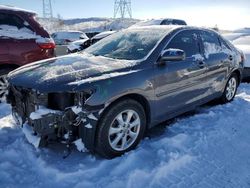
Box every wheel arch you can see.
[231,69,241,85]
[97,93,151,130]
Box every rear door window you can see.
[166,30,201,57]
[200,30,222,58]
[0,13,36,39]
[0,13,33,30]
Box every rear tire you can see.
[95,99,146,159]
[219,73,239,103]
[0,68,14,103]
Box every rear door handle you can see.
[197,61,206,69]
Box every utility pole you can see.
[43,0,53,19]
[114,0,132,19]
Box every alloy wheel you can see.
[108,109,141,151]
[225,77,237,101]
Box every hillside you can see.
[38,17,139,34]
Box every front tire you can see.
[95,99,146,159]
[220,73,239,103]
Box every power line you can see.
[114,0,132,19]
[43,0,53,19]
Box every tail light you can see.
[36,38,56,49]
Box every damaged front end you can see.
[7,85,103,152]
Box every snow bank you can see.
[74,139,86,152]
[22,124,41,148]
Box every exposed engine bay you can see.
[7,85,102,154]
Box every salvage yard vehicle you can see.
[0,5,55,102]
[131,18,187,28]
[67,38,91,53]
[52,31,89,55]
[91,30,117,44]
[67,30,116,53]
[7,26,244,158]
[231,36,250,80]
[51,31,89,45]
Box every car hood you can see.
[8,53,138,92]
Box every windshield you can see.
[233,36,250,45]
[85,28,169,60]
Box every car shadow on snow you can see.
[145,99,220,140]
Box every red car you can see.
[0,5,55,101]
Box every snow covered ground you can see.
[1,84,250,188]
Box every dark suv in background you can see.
[0,5,55,101]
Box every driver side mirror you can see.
[159,49,186,65]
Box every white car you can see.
[232,35,250,79]
[51,31,89,45]
[67,38,90,53]
[67,30,116,53]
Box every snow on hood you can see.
[8,52,138,92]
[0,25,42,40]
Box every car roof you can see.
[0,5,36,15]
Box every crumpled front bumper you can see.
[8,85,103,152]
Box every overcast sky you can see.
[1,0,250,30]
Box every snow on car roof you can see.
[0,5,36,14]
